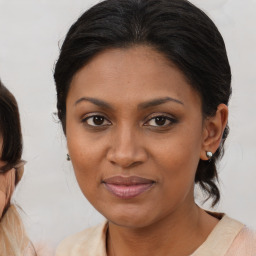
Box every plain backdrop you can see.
[0,0,255,251]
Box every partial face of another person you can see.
[0,137,15,217]
[66,46,210,228]
[0,176,5,216]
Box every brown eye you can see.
[145,115,175,127]
[93,116,104,125]
[155,117,167,126]
[84,115,111,126]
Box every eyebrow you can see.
[74,97,113,110]
[138,97,184,109]
[74,96,183,110]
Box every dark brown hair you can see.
[54,0,232,206]
[0,80,23,173]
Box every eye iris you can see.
[155,117,166,126]
[93,116,104,125]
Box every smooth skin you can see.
[66,46,228,256]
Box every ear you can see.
[200,104,228,160]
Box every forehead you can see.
[67,46,201,108]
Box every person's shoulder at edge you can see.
[226,225,256,256]
[55,221,107,256]
[201,213,256,256]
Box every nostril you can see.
[106,150,145,168]
[108,153,146,168]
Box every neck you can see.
[107,203,218,256]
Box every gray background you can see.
[0,0,255,252]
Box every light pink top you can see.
[56,215,256,256]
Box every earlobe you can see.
[200,104,228,160]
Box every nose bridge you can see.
[114,123,137,157]
[107,123,146,167]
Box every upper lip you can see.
[102,176,155,185]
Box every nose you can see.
[106,125,147,168]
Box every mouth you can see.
[102,176,155,199]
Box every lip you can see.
[102,176,155,199]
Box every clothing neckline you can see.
[102,214,244,256]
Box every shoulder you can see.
[225,226,256,256]
[192,214,255,256]
[213,215,256,255]
[55,221,108,256]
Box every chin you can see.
[109,216,153,229]
[102,206,160,229]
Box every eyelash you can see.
[82,114,112,127]
[81,113,177,129]
[144,114,177,128]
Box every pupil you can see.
[93,116,104,125]
[155,117,166,126]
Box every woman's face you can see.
[66,46,207,228]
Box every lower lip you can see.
[104,183,154,199]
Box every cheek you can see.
[66,123,107,195]
[150,125,202,196]
[151,122,202,167]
